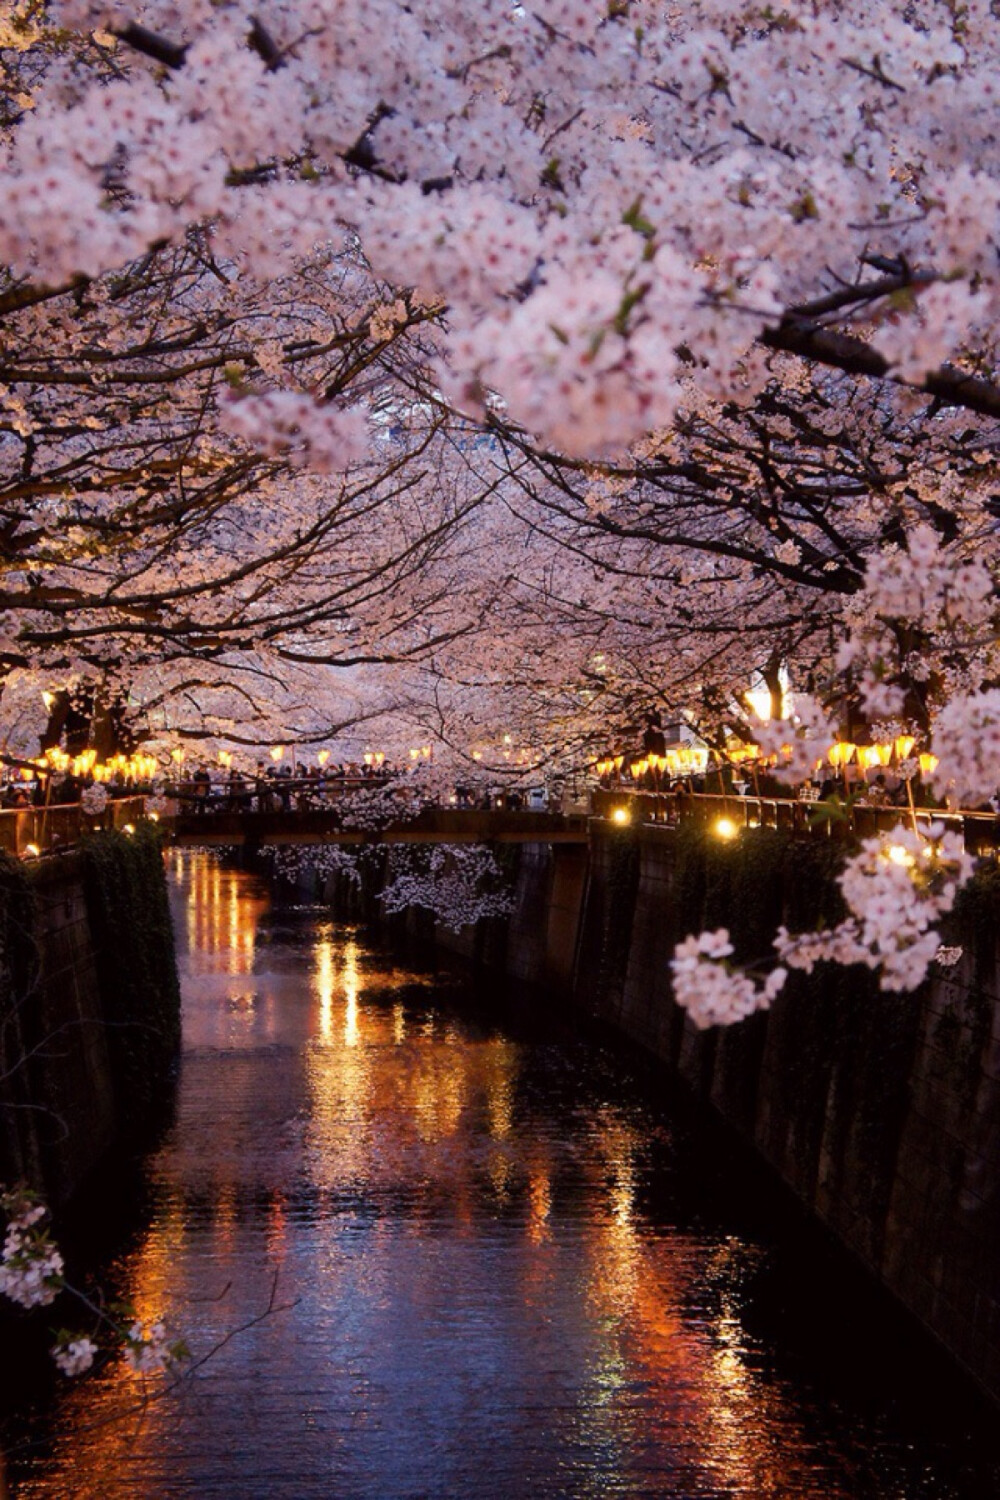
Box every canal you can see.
[4,851,1000,1497]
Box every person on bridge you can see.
[191,764,211,813]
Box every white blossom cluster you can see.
[123,1318,178,1375]
[775,822,974,994]
[338,782,428,832]
[929,690,1000,809]
[840,526,997,719]
[670,929,787,1030]
[80,782,108,815]
[51,1335,98,1376]
[266,843,362,886]
[0,1191,64,1309]
[221,392,369,476]
[379,844,515,932]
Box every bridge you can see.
[2,788,998,859]
[170,807,590,847]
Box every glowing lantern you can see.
[317,750,330,767]
[894,735,916,761]
[714,817,738,840]
[270,746,285,763]
[611,807,630,826]
[918,752,939,777]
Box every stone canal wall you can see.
[429,824,1000,1405]
[0,828,180,1205]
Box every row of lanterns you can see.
[12,747,161,783]
[595,734,939,783]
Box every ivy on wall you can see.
[80,826,181,1135]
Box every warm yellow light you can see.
[374,751,385,767]
[918,752,939,776]
[122,823,135,835]
[317,750,330,766]
[611,807,631,826]
[714,817,739,841]
[613,754,624,771]
[171,747,185,764]
[744,688,772,722]
[363,752,373,767]
[218,750,232,767]
[270,745,285,763]
[41,691,56,712]
[887,844,914,867]
[874,743,893,766]
[422,746,432,759]
[471,751,482,762]
[22,843,41,858]
[147,812,159,823]
[894,734,916,761]
[828,742,857,768]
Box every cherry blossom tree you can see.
[4,0,1000,1004]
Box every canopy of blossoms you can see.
[4,0,1000,1005]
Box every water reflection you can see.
[4,853,999,1498]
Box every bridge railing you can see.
[5,787,1000,859]
[0,797,148,858]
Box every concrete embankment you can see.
[0,828,180,1205]
[339,822,1000,1404]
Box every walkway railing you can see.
[590,789,1000,856]
[0,798,148,858]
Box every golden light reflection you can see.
[314,926,336,1043]
[487,1059,515,1139]
[182,854,264,974]
[526,1161,552,1244]
[45,857,868,1500]
[342,937,360,1048]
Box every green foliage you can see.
[80,825,180,1134]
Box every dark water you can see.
[4,852,1000,1498]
